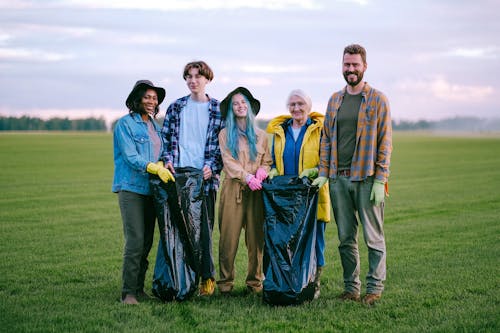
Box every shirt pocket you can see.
[133,134,150,157]
[364,106,378,131]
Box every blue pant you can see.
[329,176,386,294]
[316,221,326,267]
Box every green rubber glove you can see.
[268,168,279,179]
[311,176,327,188]
[370,180,385,206]
[299,167,319,179]
[146,162,175,183]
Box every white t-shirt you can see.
[291,126,301,141]
[179,97,209,169]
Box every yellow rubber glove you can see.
[299,167,318,179]
[311,176,327,188]
[146,162,175,183]
[268,168,279,179]
[370,180,385,206]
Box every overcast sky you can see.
[1,0,498,125]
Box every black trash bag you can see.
[150,167,207,301]
[262,175,319,306]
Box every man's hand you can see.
[164,161,175,174]
[311,176,327,188]
[370,180,385,206]
[202,165,212,180]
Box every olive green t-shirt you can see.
[337,92,362,170]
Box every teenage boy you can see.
[160,61,224,296]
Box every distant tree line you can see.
[1,115,499,132]
[0,116,107,131]
[392,117,500,132]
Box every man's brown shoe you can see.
[337,291,360,302]
[362,293,381,305]
[245,285,263,295]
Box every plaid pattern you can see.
[160,94,225,192]
[319,83,392,183]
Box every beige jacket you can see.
[219,127,273,184]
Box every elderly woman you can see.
[112,80,174,304]
[266,89,330,299]
[217,87,273,295]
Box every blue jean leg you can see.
[316,221,326,267]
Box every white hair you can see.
[286,89,312,111]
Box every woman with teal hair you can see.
[216,87,273,295]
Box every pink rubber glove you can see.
[246,175,262,191]
[255,167,268,182]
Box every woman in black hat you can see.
[112,80,174,304]
[216,87,273,295]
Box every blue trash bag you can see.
[262,175,319,306]
[150,167,207,301]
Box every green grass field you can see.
[0,132,499,332]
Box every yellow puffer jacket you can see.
[266,112,330,222]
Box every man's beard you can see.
[343,70,364,87]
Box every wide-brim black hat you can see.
[220,86,260,119]
[126,80,166,110]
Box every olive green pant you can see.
[329,176,386,295]
[118,190,155,297]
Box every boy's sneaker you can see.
[199,278,215,296]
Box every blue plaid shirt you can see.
[160,94,225,193]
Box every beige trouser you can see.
[217,178,264,292]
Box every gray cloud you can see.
[0,0,498,121]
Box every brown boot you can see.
[313,267,323,299]
[337,291,361,302]
[362,293,381,305]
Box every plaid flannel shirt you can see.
[160,94,225,193]
[318,82,392,183]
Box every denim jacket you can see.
[112,112,162,195]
